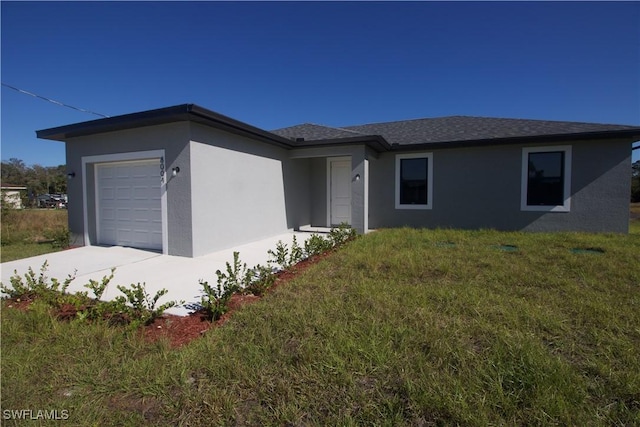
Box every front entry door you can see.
[329,157,351,226]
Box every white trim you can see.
[81,150,168,254]
[326,156,351,227]
[520,145,572,212]
[395,152,433,210]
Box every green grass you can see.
[2,228,639,425]
[1,209,68,262]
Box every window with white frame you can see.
[521,146,572,212]
[395,153,433,209]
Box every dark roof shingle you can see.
[271,123,366,141]
[273,116,640,147]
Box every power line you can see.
[1,82,110,118]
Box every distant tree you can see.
[632,160,640,203]
[0,158,27,185]
[1,159,67,207]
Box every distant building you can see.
[1,185,27,209]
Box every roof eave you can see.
[36,104,295,149]
[294,135,391,152]
[390,129,640,151]
[187,105,294,149]
[36,104,192,141]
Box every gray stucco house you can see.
[37,104,640,257]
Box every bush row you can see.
[197,225,356,320]
[1,224,357,325]
[1,262,181,327]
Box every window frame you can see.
[520,145,572,212]
[395,152,433,210]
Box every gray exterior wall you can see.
[188,124,301,256]
[64,122,194,256]
[65,120,316,258]
[369,139,631,233]
[64,119,632,260]
[283,158,311,230]
[290,145,369,233]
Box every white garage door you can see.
[96,160,162,251]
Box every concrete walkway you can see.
[0,232,316,316]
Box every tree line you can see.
[1,158,67,206]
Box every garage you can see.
[96,159,163,251]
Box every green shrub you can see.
[116,282,181,325]
[85,268,115,300]
[268,240,290,270]
[328,223,356,247]
[290,235,304,264]
[304,233,332,257]
[243,264,276,296]
[197,252,248,321]
[216,251,247,294]
[45,227,70,249]
[1,261,75,302]
[199,278,234,321]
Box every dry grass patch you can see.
[1,209,68,261]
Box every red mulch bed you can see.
[3,250,335,348]
[3,295,37,311]
[141,251,333,348]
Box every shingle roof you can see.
[273,116,640,147]
[37,103,640,152]
[271,123,366,141]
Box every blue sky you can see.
[2,1,639,167]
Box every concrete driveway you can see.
[1,232,315,316]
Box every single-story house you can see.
[36,104,640,257]
[1,185,27,209]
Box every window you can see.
[395,153,433,209]
[521,146,571,212]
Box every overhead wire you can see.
[1,82,110,118]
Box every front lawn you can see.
[2,228,639,425]
[1,209,69,262]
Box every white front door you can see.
[96,159,163,251]
[328,157,351,226]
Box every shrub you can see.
[199,278,234,321]
[116,282,181,325]
[328,223,356,247]
[215,251,247,295]
[268,240,290,270]
[1,261,75,302]
[85,268,115,300]
[290,235,305,265]
[45,227,71,249]
[267,236,306,270]
[304,233,332,257]
[197,252,248,321]
[243,264,276,296]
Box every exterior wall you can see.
[188,124,293,257]
[283,158,311,230]
[369,139,631,233]
[64,118,631,259]
[64,122,193,256]
[290,145,368,233]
